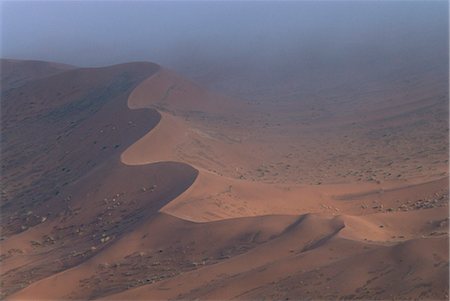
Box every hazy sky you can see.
[1,0,448,71]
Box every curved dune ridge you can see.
[2,61,448,300]
[120,68,448,223]
[2,62,195,299]
[115,67,448,299]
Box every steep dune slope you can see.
[2,161,197,298]
[1,61,198,298]
[120,66,449,222]
[2,59,448,300]
[115,62,447,300]
[1,62,160,235]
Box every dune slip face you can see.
[1,59,449,300]
[1,61,198,298]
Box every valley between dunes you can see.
[1,59,448,300]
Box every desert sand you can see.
[1,58,448,300]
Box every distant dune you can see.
[1,59,75,90]
[1,59,448,300]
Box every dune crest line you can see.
[120,68,449,224]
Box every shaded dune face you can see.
[1,62,161,235]
[0,59,75,90]
[237,237,449,300]
[1,161,198,298]
[100,212,448,301]
[0,61,198,297]
[1,59,448,300]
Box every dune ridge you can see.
[109,68,448,299]
[2,62,199,299]
[120,68,449,221]
[2,61,448,300]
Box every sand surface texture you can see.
[1,59,448,300]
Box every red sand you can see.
[1,59,448,300]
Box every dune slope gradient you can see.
[1,59,448,300]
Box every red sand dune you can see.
[1,59,448,300]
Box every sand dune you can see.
[10,207,447,300]
[1,59,448,300]
[99,210,448,300]
[121,67,449,222]
[1,61,198,298]
[1,59,74,90]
